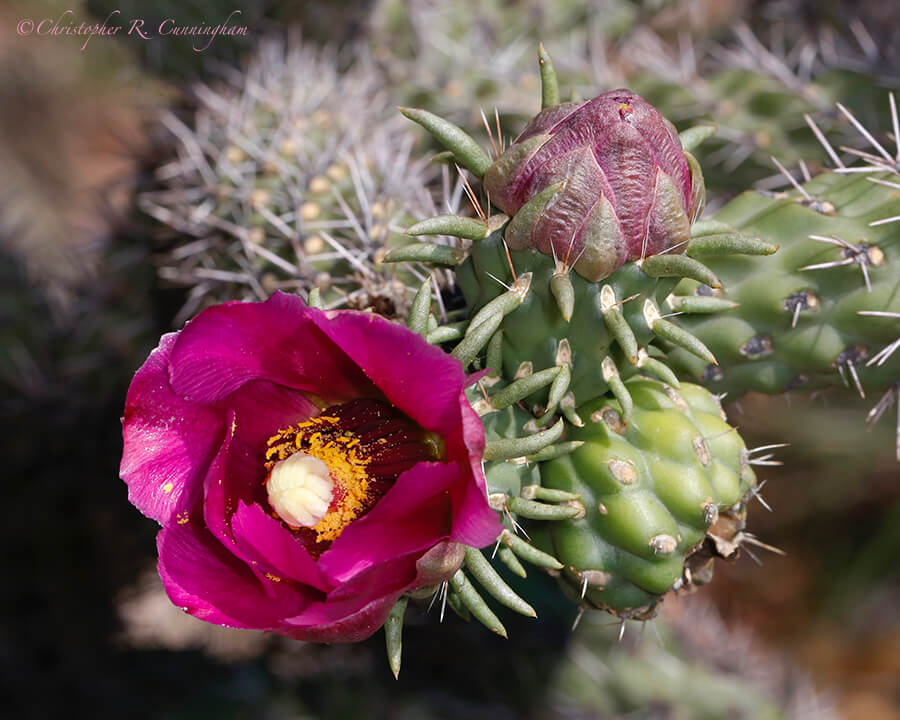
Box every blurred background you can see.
[2,0,898,717]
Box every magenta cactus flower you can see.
[120,293,500,643]
[484,89,705,282]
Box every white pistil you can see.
[266,453,333,528]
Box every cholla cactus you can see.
[141,38,458,324]
[537,378,756,620]
[381,47,771,638]
[666,96,900,458]
[400,47,774,407]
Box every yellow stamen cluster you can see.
[265,415,372,543]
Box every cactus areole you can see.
[484,90,704,282]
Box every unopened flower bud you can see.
[484,90,704,282]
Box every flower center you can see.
[266,453,334,528]
[264,399,442,548]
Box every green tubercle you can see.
[406,215,490,241]
[678,124,717,153]
[538,43,560,109]
[399,107,491,177]
[385,596,408,680]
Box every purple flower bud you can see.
[484,90,704,282]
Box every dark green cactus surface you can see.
[537,377,757,618]
[478,396,541,497]
[456,228,678,404]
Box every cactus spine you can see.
[665,97,900,458]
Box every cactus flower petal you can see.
[122,292,500,643]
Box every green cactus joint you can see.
[668,169,900,401]
[537,377,757,619]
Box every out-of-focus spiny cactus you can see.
[623,22,894,195]
[547,599,836,719]
[370,3,896,197]
[368,0,623,125]
[141,38,458,324]
[665,97,900,458]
